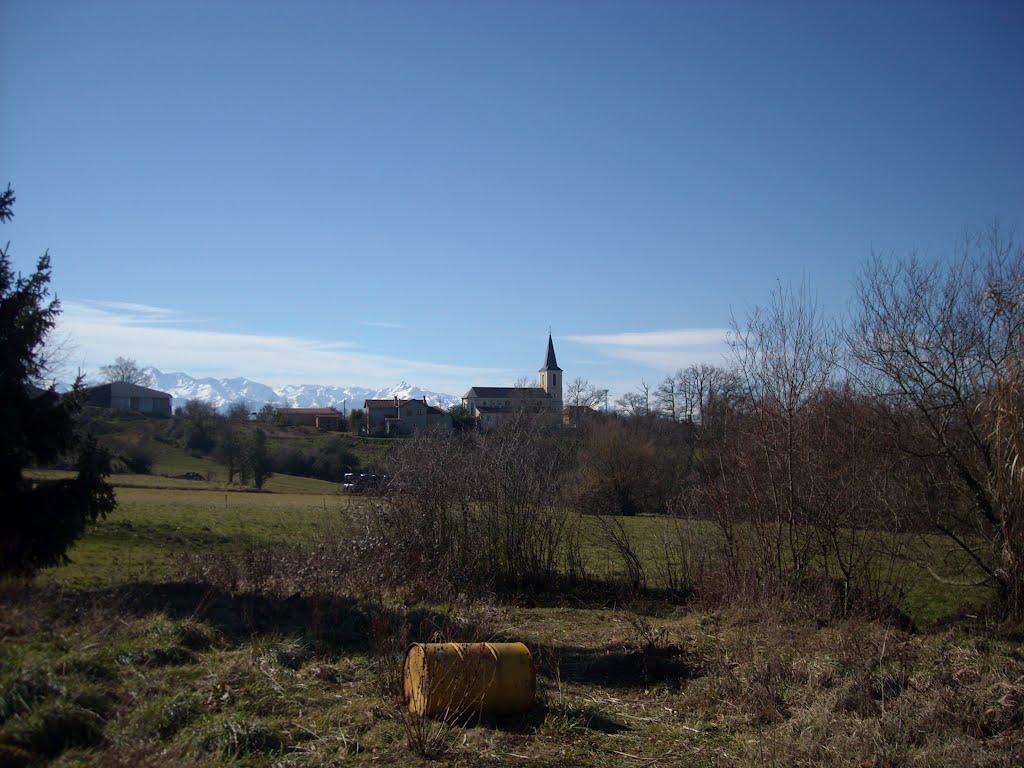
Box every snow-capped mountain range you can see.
[142,368,461,413]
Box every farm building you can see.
[275,407,343,430]
[79,382,173,417]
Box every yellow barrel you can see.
[403,642,535,717]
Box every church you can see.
[462,334,563,430]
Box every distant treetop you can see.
[100,356,149,385]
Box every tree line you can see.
[378,229,1023,619]
[173,399,368,487]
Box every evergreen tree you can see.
[0,185,115,576]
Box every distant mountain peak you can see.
[143,367,459,413]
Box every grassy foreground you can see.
[2,479,1022,766]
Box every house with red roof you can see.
[276,407,343,430]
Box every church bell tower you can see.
[539,333,563,408]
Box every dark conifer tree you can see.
[0,185,115,576]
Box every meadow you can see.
[2,468,1021,767]
[32,477,988,624]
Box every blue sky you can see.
[3,0,1022,398]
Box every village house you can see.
[363,397,452,435]
[462,334,563,430]
[275,407,343,430]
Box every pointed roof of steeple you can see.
[540,333,562,372]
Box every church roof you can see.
[540,334,562,372]
[474,403,550,414]
[464,386,550,399]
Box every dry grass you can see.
[2,579,1020,767]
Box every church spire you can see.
[539,333,562,407]
[541,333,562,372]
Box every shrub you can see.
[569,419,659,516]
[379,413,583,594]
[117,442,154,474]
[268,436,359,482]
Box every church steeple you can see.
[541,333,561,372]
[539,333,562,407]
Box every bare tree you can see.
[565,377,606,425]
[982,257,1024,615]
[654,375,678,421]
[565,377,604,409]
[710,280,841,595]
[673,363,739,427]
[850,230,1024,616]
[226,400,252,422]
[616,380,650,418]
[256,403,277,425]
[99,356,148,385]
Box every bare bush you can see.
[588,515,646,592]
[699,282,909,618]
[713,281,840,598]
[472,414,582,587]
[651,505,708,597]
[980,255,1024,618]
[378,413,584,594]
[850,230,1024,617]
[568,418,658,516]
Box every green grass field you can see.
[38,485,349,589]
[30,466,994,626]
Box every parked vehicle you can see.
[342,471,388,494]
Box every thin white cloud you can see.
[57,300,510,394]
[565,328,730,370]
[566,329,728,348]
[359,320,405,329]
[76,300,190,324]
